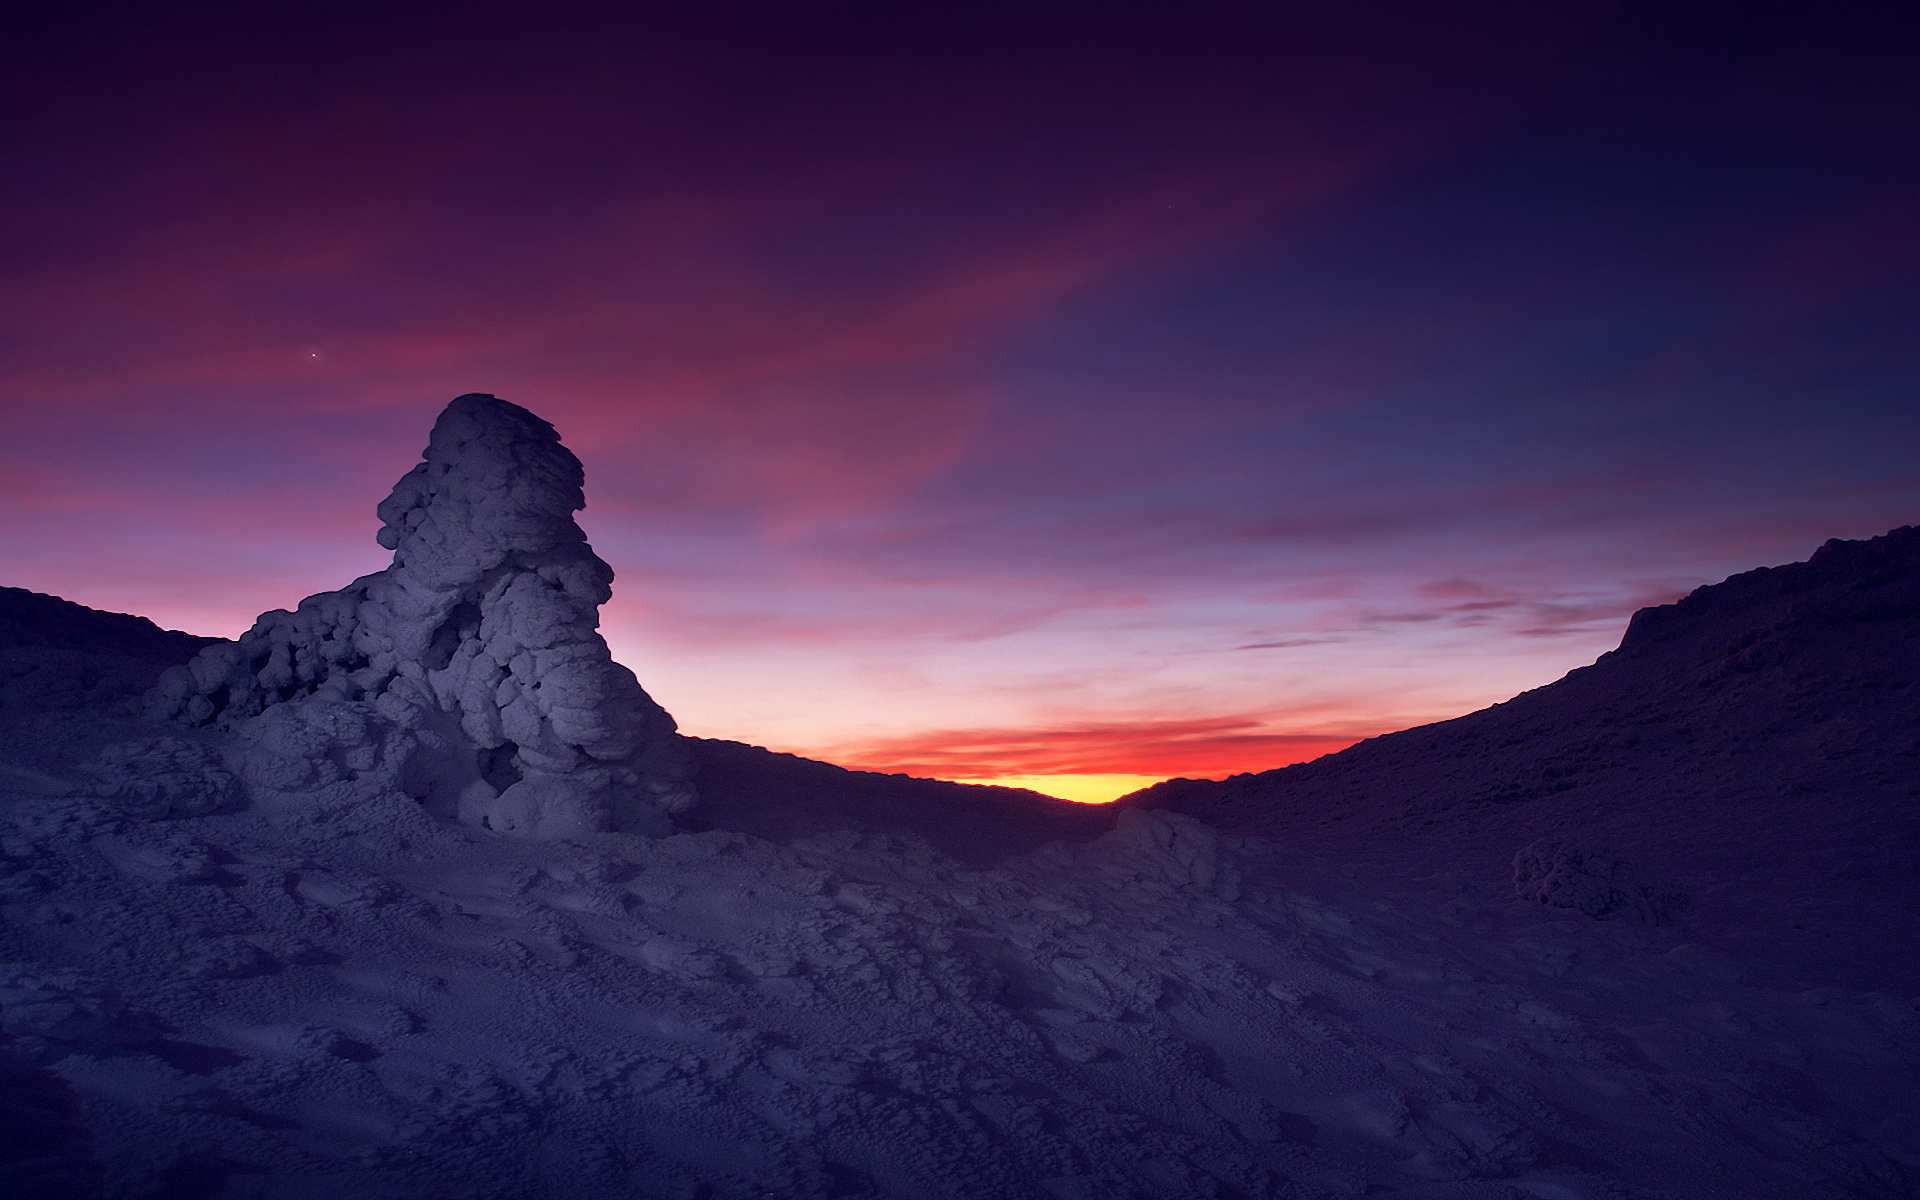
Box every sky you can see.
[4,0,1918,802]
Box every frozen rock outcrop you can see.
[151,394,693,836]
[1512,839,1688,924]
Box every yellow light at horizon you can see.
[949,773,1169,805]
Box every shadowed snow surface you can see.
[0,402,1914,1198]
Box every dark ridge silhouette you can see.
[0,587,220,715]
[680,736,1115,862]
[0,587,217,663]
[1127,524,1920,991]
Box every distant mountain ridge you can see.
[1128,524,1920,990]
[0,587,217,717]
[0,587,215,664]
[681,736,1111,863]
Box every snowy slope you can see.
[1131,526,1920,997]
[1,400,1915,1199]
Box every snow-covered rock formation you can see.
[150,394,692,837]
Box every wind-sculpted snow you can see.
[0,748,1914,1198]
[150,395,692,837]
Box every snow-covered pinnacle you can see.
[375,395,594,592]
[151,394,693,836]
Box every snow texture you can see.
[149,394,691,837]
[2,407,1916,1198]
[1511,840,1688,925]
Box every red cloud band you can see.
[829,715,1369,780]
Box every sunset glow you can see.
[952,775,1216,806]
[4,3,1917,790]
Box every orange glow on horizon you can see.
[950,773,1170,805]
[827,721,1367,784]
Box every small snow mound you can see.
[1512,839,1688,924]
[88,736,241,818]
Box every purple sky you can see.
[5,1,1918,800]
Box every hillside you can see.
[680,737,1112,862]
[0,588,217,719]
[1131,526,1920,993]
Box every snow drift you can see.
[1,397,1915,1199]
